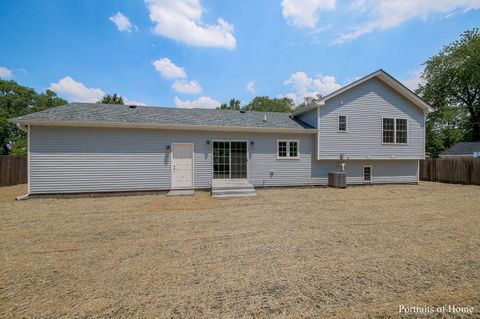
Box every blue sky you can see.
[1,0,479,108]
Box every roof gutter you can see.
[11,119,318,134]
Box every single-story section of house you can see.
[10,69,433,197]
[439,142,480,158]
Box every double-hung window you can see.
[382,117,408,144]
[277,140,299,159]
[338,115,347,132]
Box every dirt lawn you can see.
[1,182,479,318]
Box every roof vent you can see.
[263,114,267,122]
[239,109,246,113]
[129,105,137,109]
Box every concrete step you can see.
[167,189,194,196]
[213,192,257,199]
[212,188,256,196]
[211,185,254,191]
[211,179,256,198]
[212,186,255,192]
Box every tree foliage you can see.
[0,80,67,155]
[98,93,124,104]
[418,28,480,156]
[220,98,241,110]
[293,96,321,113]
[243,96,294,112]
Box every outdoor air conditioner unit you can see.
[328,153,347,188]
[328,172,346,188]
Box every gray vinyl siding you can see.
[311,160,418,184]
[29,126,317,194]
[318,78,425,160]
[29,125,419,194]
[297,108,317,128]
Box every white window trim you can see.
[276,139,300,159]
[363,165,372,182]
[381,117,408,145]
[338,114,348,133]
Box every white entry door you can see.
[171,143,194,189]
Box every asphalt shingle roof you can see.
[11,103,314,131]
[440,142,480,156]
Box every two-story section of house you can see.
[295,69,433,185]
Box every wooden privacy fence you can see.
[0,156,28,187]
[420,157,480,185]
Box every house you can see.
[439,142,480,158]
[10,69,433,197]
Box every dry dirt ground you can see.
[1,182,479,319]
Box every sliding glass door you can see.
[213,141,247,179]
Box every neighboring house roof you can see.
[10,103,316,133]
[439,142,480,157]
[294,69,434,116]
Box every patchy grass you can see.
[1,182,479,318]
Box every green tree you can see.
[98,93,124,104]
[293,96,320,113]
[424,106,467,157]
[220,98,241,110]
[244,96,294,112]
[418,28,480,154]
[0,80,67,155]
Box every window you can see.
[396,119,408,144]
[382,117,408,144]
[289,141,298,158]
[278,141,287,157]
[383,118,395,143]
[363,166,372,182]
[338,115,347,132]
[277,140,299,159]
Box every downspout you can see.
[15,124,30,200]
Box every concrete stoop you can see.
[211,179,256,199]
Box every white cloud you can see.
[172,79,202,94]
[49,77,105,102]
[283,71,341,104]
[49,76,146,105]
[333,0,480,44]
[124,98,147,106]
[0,66,13,78]
[174,96,220,109]
[109,12,133,32]
[281,0,336,28]
[402,69,425,91]
[246,81,255,94]
[152,58,187,79]
[145,0,236,49]
[280,0,480,43]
